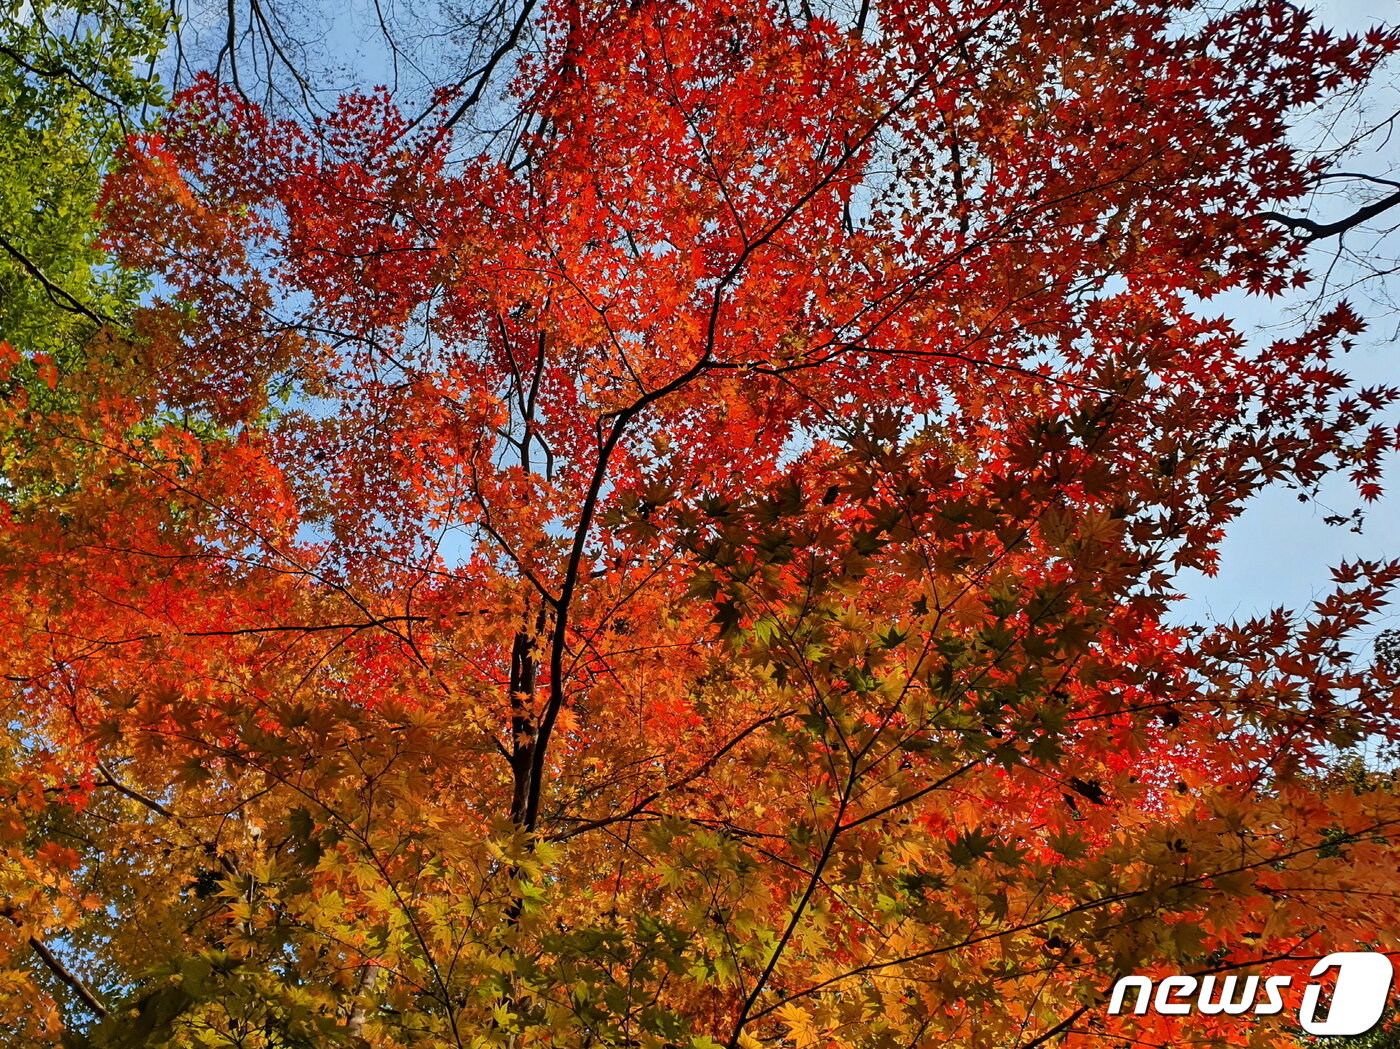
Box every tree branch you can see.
[0,232,112,327]
[29,936,107,1019]
[1257,187,1400,242]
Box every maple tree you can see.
[5,0,1400,1047]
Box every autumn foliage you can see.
[4,0,1400,1047]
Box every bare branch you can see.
[1258,187,1400,242]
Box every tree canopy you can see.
[4,1,1400,1047]
[0,0,165,364]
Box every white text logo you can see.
[1107,952,1394,1036]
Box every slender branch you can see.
[0,42,130,118]
[1313,172,1400,191]
[744,819,1400,1025]
[96,762,175,819]
[0,232,112,327]
[1257,187,1400,242]
[725,788,851,1049]
[547,711,796,841]
[411,0,540,137]
[29,936,107,1019]
[1019,1005,1087,1049]
[40,608,497,652]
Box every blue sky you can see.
[1172,0,1400,637]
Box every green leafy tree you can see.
[0,0,167,375]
